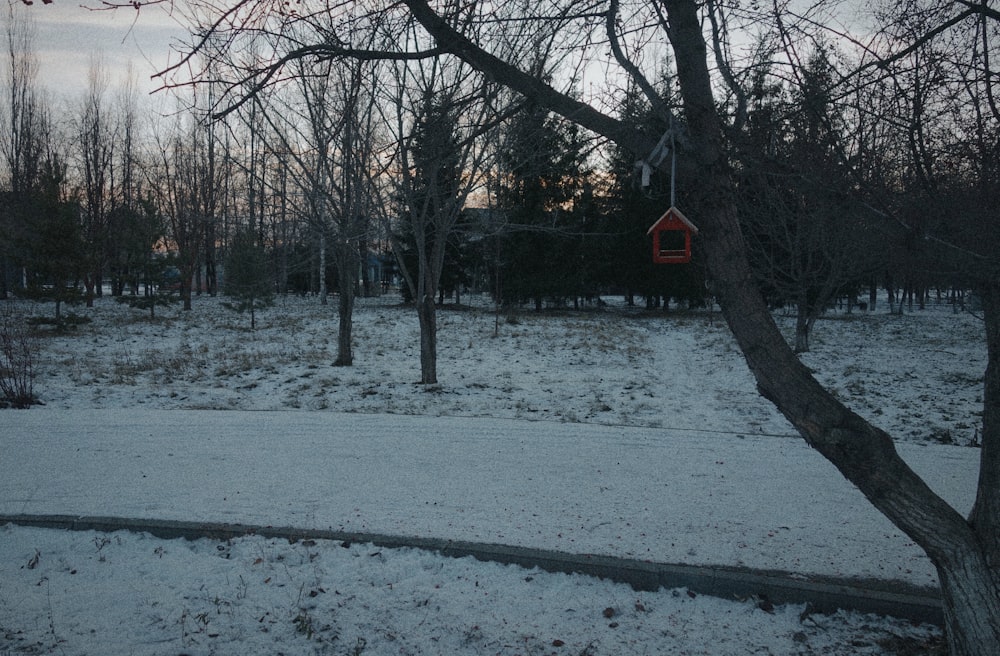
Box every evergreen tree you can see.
[222,228,273,329]
[495,104,592,309]
[14,156,88,325]
[113,198,180,319]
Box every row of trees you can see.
[2,1,993,377]
[3,4,971,354]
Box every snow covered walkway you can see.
[0,408,977,594]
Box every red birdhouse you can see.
[647,206,698,264]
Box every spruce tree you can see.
[15,157,88,326]
[223,228,273,329]
[495,104,590,309]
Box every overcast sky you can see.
[16,1,187,104]
[17,0,879,114]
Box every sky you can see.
[15,0,879,108]
[12,0,187,102]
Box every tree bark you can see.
[794,296,810,353]
[972,284,1000,557]
[319,231,328,306]
[417,292,437,384]
[180,275,193,311]
[390,233,439,384]
[205,222,217,297]
[83,274,96,308]
[334,244,356,366]
[335,289,354,366]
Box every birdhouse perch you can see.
[647,206,698,264]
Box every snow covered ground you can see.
[22,292,986,447]
[1,292,982,654]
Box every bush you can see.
[25,311,91,331]
[0,304,39,408]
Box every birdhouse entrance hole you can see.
[656,230,688,261]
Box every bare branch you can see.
[859,5,980,75]
[202,41,444,120]
[400,0,658,158]
[605,0,667,118]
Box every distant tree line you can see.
[0,1,987,343]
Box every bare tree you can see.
[324,62,384,365]
[0,3,46,298]
[735,47,886,351]
[1,3,43,196]
[76,55,114,305]
[148,109,217,311]
[261,58,387,365]
[386,55,501,384]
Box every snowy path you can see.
[0,408,978,590]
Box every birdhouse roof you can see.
[646,206,699,235]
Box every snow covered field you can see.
[25,292,986,447]
[1,292,981,654]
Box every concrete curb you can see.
[1,513,943,626]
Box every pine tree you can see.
[14,157,88,326]
[113,199,179,319]
[222,228,273,329]
[495,104,591,309]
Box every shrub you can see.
[0,304,39,408]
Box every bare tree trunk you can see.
[794,296,810,353]
[83,275,96,308]
[359,238,373,297]
[205,222,217,296]
[336,289,354,366]
[334,245,356,366]
[319,231,328,306]
[181,279,192,311]
[935,540,1000,655]
[417,292,437,384]
[971,282,1000,562]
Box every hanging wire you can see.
[670,114,677,207]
